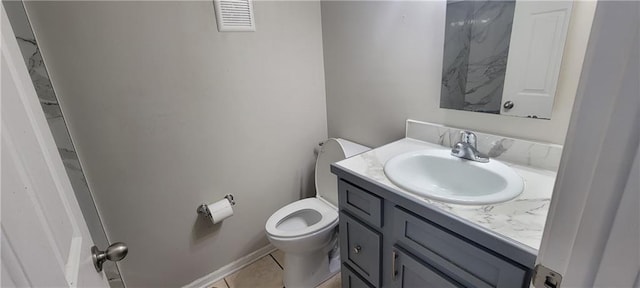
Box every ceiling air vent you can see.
[213,0,256,32]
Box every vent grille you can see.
[214,0,255,32]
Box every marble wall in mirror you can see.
[441,0,515,114]
[440,0,573,119]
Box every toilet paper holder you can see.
[197,194,235,218]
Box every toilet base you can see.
[283,250,339,288]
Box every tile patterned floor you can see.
[210,250,341,288]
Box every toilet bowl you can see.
[265,138,369,288]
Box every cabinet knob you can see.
[353,245,362,254]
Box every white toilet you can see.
[265,138,369,288]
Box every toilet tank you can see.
[315,138,370,207]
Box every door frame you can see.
[536,0,639,286]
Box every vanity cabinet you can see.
[334,171,536,288]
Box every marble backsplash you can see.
[405,119,563,171]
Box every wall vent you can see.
[213,0,256,32]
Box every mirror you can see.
[440,0,573,119]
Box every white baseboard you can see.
[183,244,277,288]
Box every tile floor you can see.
[210,250,341,288]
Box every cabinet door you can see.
[340,212,381,286]
[391,248,461,288]
[342,264,374,288]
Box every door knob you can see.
[92,242,128,272]
[503,101,515,109]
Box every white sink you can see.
[384,149,524,205]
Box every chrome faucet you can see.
[451,131,489,163]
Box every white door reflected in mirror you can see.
[440,0,573,119]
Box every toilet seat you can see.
[264,139,369,288]
[265,198,338,239]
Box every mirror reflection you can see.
[440,0,515,114]
[440,0,572,119]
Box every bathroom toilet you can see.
[265,138,369,288]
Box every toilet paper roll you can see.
[205,199,234,224]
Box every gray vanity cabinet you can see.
[334,168,536,288]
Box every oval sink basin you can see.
[384,149,524,205]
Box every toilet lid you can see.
[315,138,370,207]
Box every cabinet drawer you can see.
[392,247,461,288]
[342,263,374,288]
[338,180,383,228]
[340,212,381,287]
[393,207,528,287]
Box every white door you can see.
[501,1,572,119]
[535,1,639,287]
[1,4,110,287]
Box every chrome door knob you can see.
[92,242,128,272]
[353,245,362,254]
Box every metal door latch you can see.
[532,264,562,288]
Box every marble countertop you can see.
[334,138,556,251]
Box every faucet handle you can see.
[459,131,477,149]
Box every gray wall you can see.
[23,1,327,287]
[322,1,596,147]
